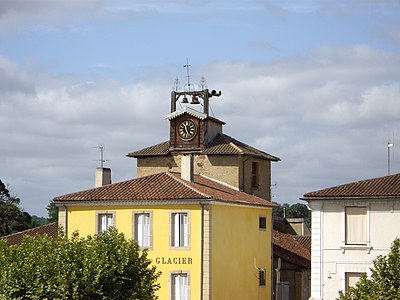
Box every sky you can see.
[1,0,400,217]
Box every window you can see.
[171,212,189,248]
[258,268,266,286]
[251,162,259,188]
[171,272,189,300]
[97,213,114,233]
[345,207,367,245]
[134,212,152,248]
[259,216,267,230]
[345,272,364,291]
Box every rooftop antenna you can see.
[200,75,207,90]
[173,77,180,92]
[183,58,192,92]
[94,145,109,168]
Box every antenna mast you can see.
[94,145,109,168]
[183,58,192,92]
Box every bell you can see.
[190,96,200,104]
[181,96,189,103]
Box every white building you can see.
[302,173,400,300]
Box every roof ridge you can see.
[167,172,212,199]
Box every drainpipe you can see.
[200,202,205,300]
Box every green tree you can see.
[338,238,400,300]
[273,202,311,227]
[47,201,58,222]
[0,228,161,299]
[0,179,32,236]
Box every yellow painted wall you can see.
[63,202,273,300]
[65,204,203,300]
[211,204,273,300]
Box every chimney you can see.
[95,167,112,187]
[181,154,193,182]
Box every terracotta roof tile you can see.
[204,134,280,161]
[53,172,276,208]
[303,173,400,198]
[273,230,311,268]
[127,133,280,161]
[2,222,58,245]
[127,141,170,157]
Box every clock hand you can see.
[184,124,189,135]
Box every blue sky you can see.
[1,0,400,217]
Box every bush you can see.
[0,228,160,299]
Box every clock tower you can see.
[166,89,223,152]
[128,86,280,201]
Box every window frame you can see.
[95,211,116,234]
[251,161,259,188]
[345,272,365,291]
[259,215,267,230]
[132,210,153,249]
[258,268,266,286]
[170,271,190,300]
[345,206,368,246]
[170,211,190,249]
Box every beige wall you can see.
[136,154,272,200]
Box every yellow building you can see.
[54,88,280,299]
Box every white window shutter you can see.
[173,213,180,247]
[136,214,143,246]
[143,213,150,247]
[182,213,188,247]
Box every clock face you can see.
[178,119,197,141]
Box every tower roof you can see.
[127,133,280,161]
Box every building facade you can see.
[302,173,400,300]
[54,171,275,299]
[54,88,280,299]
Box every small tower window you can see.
[251,162,259,188]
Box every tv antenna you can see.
[94,145,110,168]
[183,58,192,92]
[200,75,207,90]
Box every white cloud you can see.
[1,43,400,216]
[0,0,107,33]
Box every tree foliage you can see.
[273,202,311,227]
[46,201,58,223]
[338,238,400,300]
[0,228,161,300]
[0,179,32,237]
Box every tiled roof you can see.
[127,133,280,161]
[273,230,311,269]
[303,173,400,199]
[2,222,58,245]
[204,134,280,161]
[127,141,170,157]
[53,172,276,208]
